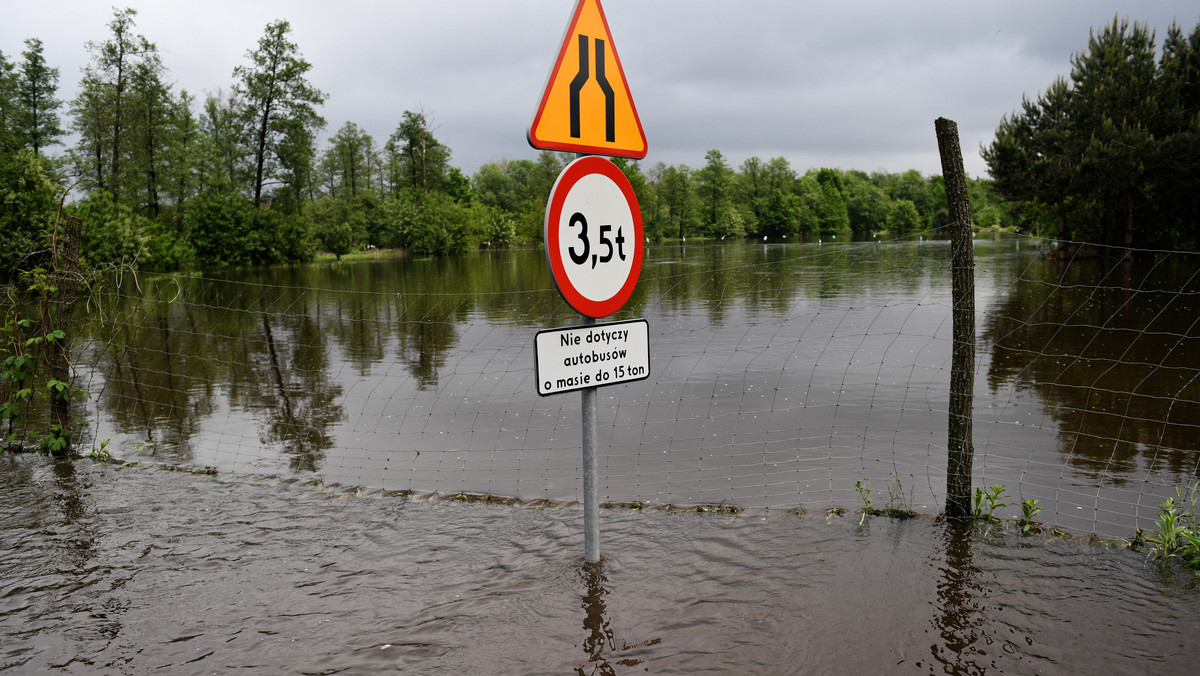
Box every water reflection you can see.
[251,310,343,472]
[577,563,617,676]
[930,521,993,673]
[982,253,1200,480]
[71,239,1200,526]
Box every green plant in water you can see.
[88,439,113,462]
[884,472,916,517]
[1148,483,1200,572]
[1019,498,1043,534]
[972,483,1008,522]
[1,268,91,455]
[855,477,873,525]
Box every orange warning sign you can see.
[528,0,647,159]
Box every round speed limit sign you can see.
[544,156,644,318]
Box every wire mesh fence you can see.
[70,233,1200,537]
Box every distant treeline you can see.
[5,9,1193,280]
[984,17,1200,251]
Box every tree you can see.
[758,188,798,238]
[1158,21,1200,243]
[889,199,922,236]
[386,110,449,194]
[696,148,732,232]
[0,49,17,153]
[197,89,247,192]
[814,168,850,236]
[70,7,151,203]
[16,38,63,156]
[1070,17,1161,250]
[321,120,375,199]
[233,19,327,208]
[660,164,693,239]
[0,150,57,280]
[844,171,891,238]
[125,46,174,216]
[984,15,1200,250]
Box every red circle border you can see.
[544,156,644,318]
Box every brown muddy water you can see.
[3,457,1198,674]
[69,239,1200,536]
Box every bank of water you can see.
[2,457,1197,674]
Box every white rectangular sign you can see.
[535,319,650,396]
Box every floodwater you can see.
[2,457,1198,674]
[5,237,1200,672]
[71,238,1200,536]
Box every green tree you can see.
[233,19,327,208]
[660,164,694,239]
[814,168,850,236]
[125,45,174,217]
[1158,21,1200,244]
[0,49,17,153]
[197,89,248,192]
[889,199,922,237]
[844,170,890,238]
[737,156,767,219]
[16,38,63,156]
[758,188,798,238]
[70,7,151,203]
[696,148,732,233]
[321,120,375,199]
[982,77,1075,240]
[1070,17,1162,249]
[984,15,1200,250]
[386,110,449,194]
[0,150,57,280]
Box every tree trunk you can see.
[935,118,976,520]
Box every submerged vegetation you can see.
[1147,483,1200,573]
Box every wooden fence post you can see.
[935,117,976,520]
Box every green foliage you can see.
[758,189,798,238]
[381,189,491,256]
[1147,484,1200,572]
[0,149,56,280]
[88,438,113,462]
[70,189,191,270]
[184,190,313,267]
[234,19,327,208]
[1019,498,1043,534]
[984,16,1200,249]
[1,268,88,455]
[854,477,873,525]
[888,200,923,237]
[972,484,1008,522]
[15,37,64,156]
[854,473,916,524]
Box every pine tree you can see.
[16,38,64,156]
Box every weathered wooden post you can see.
[935,117,975,520]
[49,215,82,451]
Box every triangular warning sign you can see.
[528,0,647,159]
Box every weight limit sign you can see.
[544,155,644,318]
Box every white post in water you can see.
[580,314,601,563]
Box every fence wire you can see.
[74,233,1200,537]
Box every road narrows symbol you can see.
[568,36,616,143]
[527,0,646,159]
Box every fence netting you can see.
[73,233,1200,537]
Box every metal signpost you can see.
[529,0,647,563]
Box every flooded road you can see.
[69,239,1200,536]
[3,457,1197,674]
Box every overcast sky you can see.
[4,0,1198,180]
